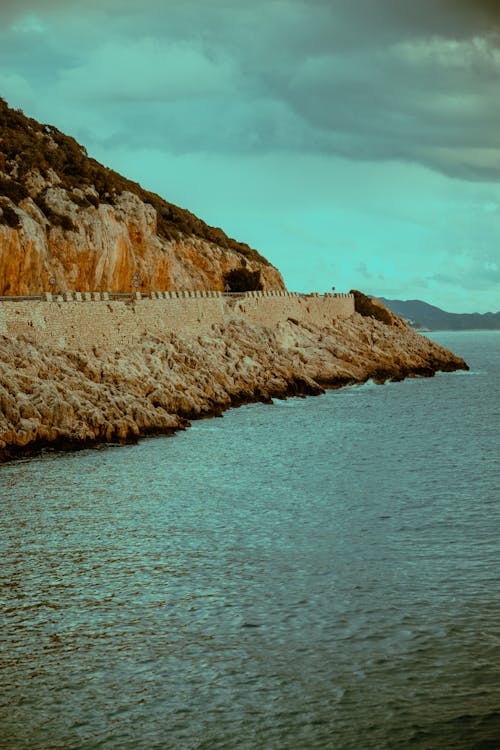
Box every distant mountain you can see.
[378,298,500,331]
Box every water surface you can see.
[1,331,499,749]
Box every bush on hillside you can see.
[0,176,29,203]
[0,97,270,264]
[0,201,21,228]
[35,195,77,232]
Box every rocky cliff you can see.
[0,99,469,462]
[0,98,283,295]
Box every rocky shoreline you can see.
[0,302,468,462]
[0,102,469,463]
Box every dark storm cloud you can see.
[2,0,500,181]
[453,0,500,27]
[3,0,500,31]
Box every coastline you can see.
[0,306,468,463]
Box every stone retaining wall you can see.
[0,291,354,352]
[229,292,354,328]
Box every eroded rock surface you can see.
[0,308,467,461]
[0,189,284,296]
[0,98,283,295]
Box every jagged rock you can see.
[0,97,283,295]
[0,186,284,295]
[350,289,406,328]
[0,308,468,461]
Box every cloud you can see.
[282,34,500,178]
[1,0,500,311]
[1,0,500,180]
[57,39,236,103]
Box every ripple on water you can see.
[1,332,499,749]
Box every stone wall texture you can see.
[0,292,355,352]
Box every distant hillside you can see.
[379,298,500,331]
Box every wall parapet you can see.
[1,290,354,303]
[0,290,355,352]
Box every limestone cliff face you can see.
[0,97,283,295]
[0,184,284,295]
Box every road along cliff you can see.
[0,292,468,461]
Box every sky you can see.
[1,0,499,312]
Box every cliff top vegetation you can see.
[0,97,269,265]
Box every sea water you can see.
[1,331,499,749]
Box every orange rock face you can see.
[0,187,285,295]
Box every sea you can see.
[1,331,499,750]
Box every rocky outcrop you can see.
[0,97,283,295]
[0,187,284,296]
[0,304,468,462]
[350,289,405,327]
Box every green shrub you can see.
[70,193,92,209]
[0,176,29,204]
[85,192,99,208]
[0,201,20,228]
[56,213,77,232]
[34,195,76,232]
[0,96,270,264]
